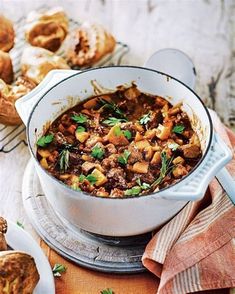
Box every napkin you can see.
[142,110,235,294]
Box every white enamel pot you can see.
[16,63,232,236]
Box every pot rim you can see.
[27,65,213,200]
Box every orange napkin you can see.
[142,110,235,294]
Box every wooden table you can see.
[0,1,234,293]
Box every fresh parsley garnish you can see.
[99,98,126,119]
[79,173,97,185]
[152,152,174,187]
[136,178,150,190]
[123,130,132,140]
[17,221,24,229]
[168,142,179,151]
[59,149,70,172]
[76,126,86,133]
[139,112,151,125]
[100,289,114,294]
[102,117,127,126]
[172,125,185,134]
[124,186,142,196]
[118,150,131,165]
[37,134,54,147]
[113,125,123,136]
[71,113,87,124]
[52,264,66,277]
[86,174,97,185]
[91,145,105,159]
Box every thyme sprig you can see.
[152,152,174,187]
[98,98,126,119]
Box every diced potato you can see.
[83,98,98,109]
[151,151,161,164]
[135,131,143,142]
[144,129,156,140]
[106,125,129,146]
[132,161,149,174]
[181,144,201,158]
[152,144,161,151]
[91,168,108,186]
[75,131,90,143]
[144,146,154,160]
[172,164,188,178]
[155,97,168,106]
[81,154,92,161]
[82,162,105,174]
[135,139,150,150]
[156,122,173,140]
[38,149,51,158]
[59,174,71,180]
[168,107,181,115]
[134,122,144,132]
[175,138,184,145]
[189,133,201,147]
[40,157,49,169]
[161,103,169,117]
[173,156,185,165]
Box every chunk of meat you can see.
[82,162,104,174]
[105,143,117,155]
[107,167,126,188]
[128,146,143,164]
[95,187,109,197]
[54,132,67,145]
[85,134,102,148]
[102,154,119,170]
[110,188,124,198]
[181,144,201,158]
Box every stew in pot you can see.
[36,85,202,197]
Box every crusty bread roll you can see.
[0,50,14,84]
[0,251,40,294]
[66,23,116,67]
[25,7,68,52]
[21,46,70,85]
[0,217,7,251]
[0,15,15,52]
[0,77,36,125]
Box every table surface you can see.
[0,0,234,293]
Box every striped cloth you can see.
[142,110,235,294]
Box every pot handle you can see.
[144,48,196,89]
[159,133,233,201]
[15,69,78,125]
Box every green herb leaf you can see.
[76,126,86,133]
[91,145,105,159]
[71,113,87,124]
[37,134,54,147]
[136,178,150,190]
[124,186,142,196]
[86,174,97,185]
[123,130,132,140]
[172,125,185,134]
[168,142,179,151]
[99,98,126,119]
[59,149,70,172]
[113,125,123,136]
[52,264,66,277]
[79,174,86,182]
[139,112,151,125]
[17,221,24,229]
[100,289,114,294]
[102,117,127,126]
[152,152,174,187]
[118,150,131,165]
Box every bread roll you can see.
[25,7,68,52]
[0,77,36,125]
[0,50,13,84]
[21,46,70,85]
[66,23,116,67]
[0,251,40,294]
[0,15,15,52]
